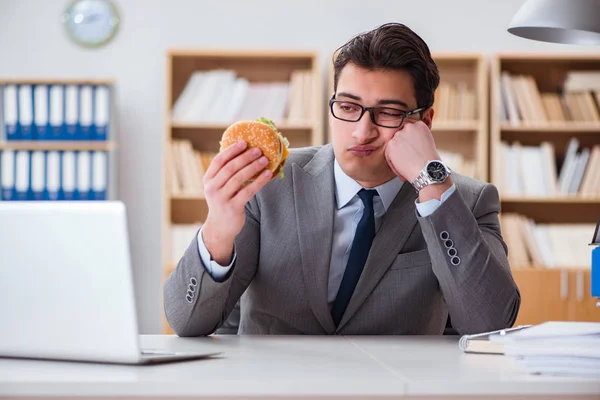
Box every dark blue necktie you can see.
[331,189,378,326]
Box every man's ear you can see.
[421,107,434,129]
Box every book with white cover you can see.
[490,321,600,344]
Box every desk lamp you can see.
[508,0,600,306]
[508,0,600,45]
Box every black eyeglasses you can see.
[329,97,427,128]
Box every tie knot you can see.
[358,189,378,209]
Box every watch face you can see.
[426,161,447,182]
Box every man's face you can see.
[329,63,423,188]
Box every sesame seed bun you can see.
[219,119,290,182]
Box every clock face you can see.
[426,161,447,182]
[62,0,120,48]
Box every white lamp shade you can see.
[508,0,600,45]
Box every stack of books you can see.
[495,138,600,197]
[499,71,600,125]
[499,214,595,269]
[489,321,600,378]
[171,69,313,125]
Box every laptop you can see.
[0,201,220,365]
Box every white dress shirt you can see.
[197,159,456,307]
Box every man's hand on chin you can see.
[384,120,451,201]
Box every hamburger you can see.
[219,117,290,181]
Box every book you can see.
[489,321,600,377]
[458,325,532,355]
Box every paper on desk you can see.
[489,321,600,344]
[490,321,600,378]
[503,337,600,358]
[514,356,600,378]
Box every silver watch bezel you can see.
[411,160,451,191]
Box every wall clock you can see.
[62,0,120,48]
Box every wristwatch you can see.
[411,160,452,191]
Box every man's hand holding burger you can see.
[201,118,290,265]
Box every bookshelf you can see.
[326,53,489,181]
[431,53,488,181]
[163,49,324,333]
[490,53,600,325]
[0,78,117,201]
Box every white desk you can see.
[0,335,599,399]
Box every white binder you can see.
[49,85,64,140]
[94,85,109,140]
[45,151,61,201]
[76,151,91,200]
[64,85,79,140]
[33,85,49,141]
[30,151,45,200]
[3,85,18,141]
[18,85,33,140]
[0,150,15,200]
[14,151,30,200]
[91,151,107,200]
[79,85,93,140]
[61,151,76,200]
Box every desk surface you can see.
[1,335,599,399]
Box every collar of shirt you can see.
[333,158,403,212]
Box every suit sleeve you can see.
[163,198,261,337]
[417,183,520,335]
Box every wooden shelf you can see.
[0,141,116,151]
[171,121,314,130]
[511,268,600,325]
[500,197,600,224]
[511,266,591,271]
[171,194,205,200]
[501,196,600,204]
[0,78,115,85]
[491,53,600,217]
[169,49,317,60]
[500,123,600,133]
[163,49,324,333]
[431,120,480,131]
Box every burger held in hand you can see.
[219,117,290,181]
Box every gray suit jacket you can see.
[164,144,520,336]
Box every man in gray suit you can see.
[164,22,520,336]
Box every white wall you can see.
[1,0,597,333]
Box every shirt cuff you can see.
[415,184,456,217]
[197,227,236,281]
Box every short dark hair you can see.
[333,23,440,109]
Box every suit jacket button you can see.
[444,239,454,248]
[447,247,458,257]
[451,256,461,266]
[440,231,450,240]
[190,277,198,286]
[185,294,193,303]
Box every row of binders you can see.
[500,213,594,269]
[499,71,600,125]
[495,138,600,197]
[0,150,108,201]
[1,84,111,141]
[171,69,314,125]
